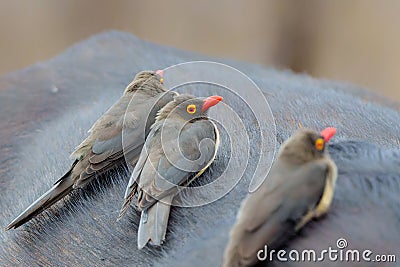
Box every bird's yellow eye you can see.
[315,138,325,151]
[187,104,196,114]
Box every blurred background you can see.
[0,0,399,101]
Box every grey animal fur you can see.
[0,31,399,267]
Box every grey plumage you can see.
[6,70,176,230]
[119,94,222,249]
[2,32,400,267]
[222,128,337,267]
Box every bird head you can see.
[156,94,223,122]
[124,70,165,94]
[278,127,337,163]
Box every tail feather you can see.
[5,175,75,230]
[137,195,173,249]
[117,182,138,221]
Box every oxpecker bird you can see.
[119,94,222,249]
[6,70,177,230]
[222,127,338,267]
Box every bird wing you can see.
[70,92,174,187]
[70,95,131,159]
[137,119,218,210]
[118,123,163,219]
[235,160,329,262]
